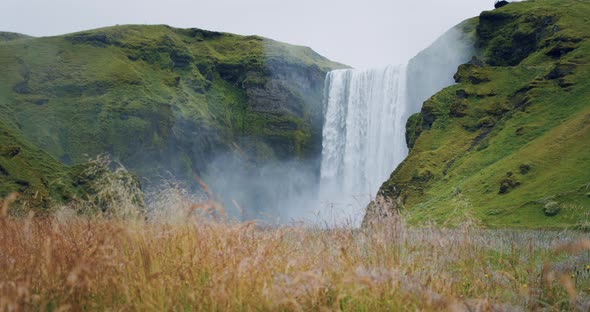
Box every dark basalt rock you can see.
[216,62,248,84]
[545,63,576,80]
[188,29,224,40]
[478,10,556,66]
[456,89,469,99]
[519,164,531,174]
[13,58,31,94]
[495,1,509,9]
[13,80,31,94]
[545,63,577,89]
[478,116,497,129]
[450,100,468,118]
[454,64,490,84]
[2,146,21,158]
[170,50,193,68]
[499,172,520,194]
[185,78,209,94]
[420,104,437,130]
[546,41,578,58]
[509,85,535,111]
[0,165,8,176]
[34,99,49,106]
[15,179,29,186]
[405,114,423,150]
[266,120,298,132]
[66,32,117,47]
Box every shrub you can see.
[71,154,145,219]
[543,201,561,217]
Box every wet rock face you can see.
[234,59,329,161]
[245,62,324,117]
[246,80,298,114]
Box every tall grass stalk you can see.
[1,192,589,311]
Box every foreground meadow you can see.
[1,194,590,311]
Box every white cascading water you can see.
[318,65,411,226]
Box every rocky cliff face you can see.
[370,0,590,229]
[0,25,346,211]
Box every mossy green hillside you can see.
[0,120,131,211]
[376,0,590,229]
[0,120,76,208]
[0,25,346,199]
[0,32,32,42]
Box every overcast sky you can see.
[2,0,493,68]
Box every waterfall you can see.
[319,65,411,226]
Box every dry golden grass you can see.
[1,193,590,311]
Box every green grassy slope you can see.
[375,0,590,229]
[0,120,79,208]
[0,111,146,211]
[0,25,346,205]
[0,32,32,42]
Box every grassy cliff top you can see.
[22,24,346,70]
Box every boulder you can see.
[495,1,509,9]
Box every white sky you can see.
[1,0,493,68]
